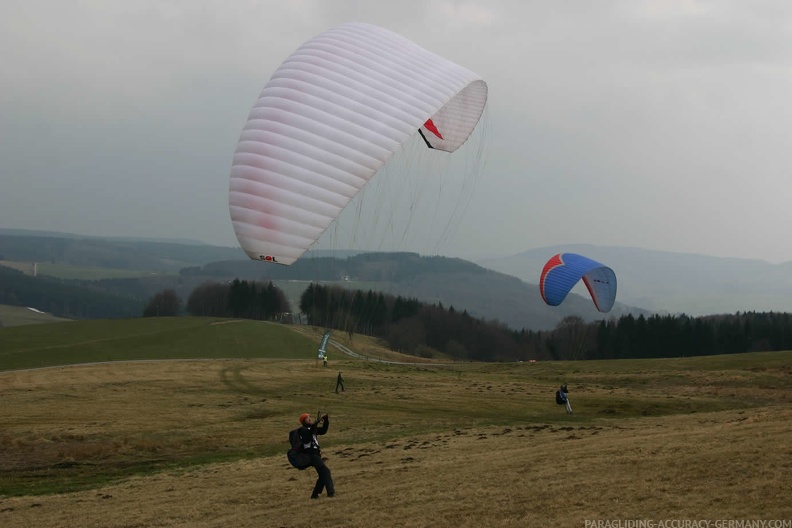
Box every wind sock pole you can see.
[317,331,331,368]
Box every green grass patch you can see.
[35,263,177,280]
[0,317,320,371]
[0,304,72,327]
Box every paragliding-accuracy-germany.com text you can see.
[584,520,791,528]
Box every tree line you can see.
[147,280,792,361]
[145,279,291,321]
[297,283,792,361]
[0,266,142,319]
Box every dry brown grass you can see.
[1,356,791,527]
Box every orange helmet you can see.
[299,413,310,425]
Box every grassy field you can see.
[0,317,323,371]
[0,304,72,327]
[0,317,791,527]
[34,263,177,280]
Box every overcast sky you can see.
[2,1,791,263]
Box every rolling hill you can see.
[177,252,648,330]
[14,233,792,329]
[478,244,792,316]
[0,233,649,331]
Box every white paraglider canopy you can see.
[229,22,488,265]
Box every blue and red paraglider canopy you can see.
[539,253,617,313]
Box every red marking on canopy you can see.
[539,253,565,303]
[423,119,443,139]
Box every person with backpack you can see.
[555,384,572,414]
[296,412,335,499]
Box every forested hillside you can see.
[180,252,646,330]
[298,282,792,361]
[0,267,142,318]
[0,233,648,331]
[0,233,241,272]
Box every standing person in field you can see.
[335,371,345,393]
[297,413,335,499]
[322,354,328,368]
[556,384,572,414]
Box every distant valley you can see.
[4,232,789,331]
[478,244,792,316]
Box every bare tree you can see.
[387,316,426,355]
[554,315,590,361]
[186,282,230,317]
[143,289,182,317]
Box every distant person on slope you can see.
[297,413,335,499]
[555,384,572,414]
[335,371,345,393]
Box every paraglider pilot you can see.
[557,384,572,414]
[297,413,335,499]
